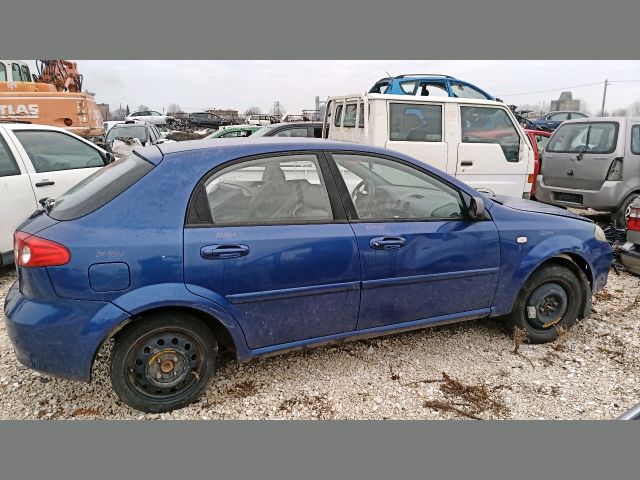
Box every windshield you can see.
[547,122,618,154]
[49,154,154,221]
[106,126,148,143]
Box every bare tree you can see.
[167,103,182,114]
[628,100,640,116]
[612,108,629,117]
[136,105,150,112]
[244,106,262,117]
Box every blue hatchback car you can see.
[5,139,612,412]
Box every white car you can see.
[246,114,278,126]
[125,110,173,125]
[0,123,113,265]
[325,93,535,199]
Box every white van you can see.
[323,93,535,198]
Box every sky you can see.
[33,60,640,115]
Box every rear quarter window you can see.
[48,154,153,221]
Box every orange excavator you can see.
[0,60,104,137]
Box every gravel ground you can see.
[1,265,639,420]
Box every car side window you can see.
[13,131,105,173]
[460,106,521,162]
[343,104,357,127]
[149,111,162,116]
[550,112,569,121]
[389,103,443,142]
[0,135,21,177]
[449,82,488,100]
[0,63,6,82]
[631,125,640,155]
[334,105,343,127]
[332,153,464,221]
[203,154,333,224]
[274,128,308,137]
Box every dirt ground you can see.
[1,265,639,420]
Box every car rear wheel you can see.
[110,312,218,413]
[505,264,584,344]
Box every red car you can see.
[525,129,552,199]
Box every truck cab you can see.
[323,93,535,198]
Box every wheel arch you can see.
[518,252,593,320]
[89,302,251,382]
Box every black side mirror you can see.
[104,152,116,164]
[468,196,486,221]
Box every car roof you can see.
[136,138,478,195]
[0,122,74,132]
[560,116,640,124]
[330,92,505,107]
[153,137,385,157]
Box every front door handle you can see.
[370,236,407,250]
[460,161,473,167]
[35,180,55,187]
[200,244,249,259]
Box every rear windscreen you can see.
[48,154,153,221]
[547,122,618,154]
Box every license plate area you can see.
[553,192,583,206]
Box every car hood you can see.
[490,195,591,222]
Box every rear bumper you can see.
[536,178,626,212]
[4,281,129,382]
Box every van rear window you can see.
[547,122,618,154]
[48,154,153,221]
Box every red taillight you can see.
[629,207,640,232]
[14,231,70,267]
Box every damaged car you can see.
[5,139,612,412]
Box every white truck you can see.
[0,122,112,265]
[323,93,535,199]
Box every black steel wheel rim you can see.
[525,282,570,331]
[125,328,206,400]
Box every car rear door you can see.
[9,129,107,204]
[183,152,361,350]
[327,151,500,331]
[456,104,530,197]
[0,129,38,258]
[540,121,621,196]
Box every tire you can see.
[505,264,585,344]
[613,193,640,228]
[110,312,218,413]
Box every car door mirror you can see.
[468,196,486,221]
[105,152,116,164]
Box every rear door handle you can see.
[200,244,249,259]
[35,180,55,187]
[460,161,473,167]
[370,236,407,250]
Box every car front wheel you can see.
[505,264,585,344]
[110,312,218,413]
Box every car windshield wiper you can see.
[576,124,592,161]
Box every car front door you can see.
[328,151,500,330]
[457,105,529,197]
[183,152,361,350]
[9,129,107,204]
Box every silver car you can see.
[536,117,640,226]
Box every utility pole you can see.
[600,79,609,116]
